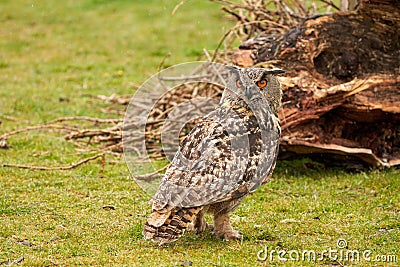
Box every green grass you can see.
[0,1,399,266]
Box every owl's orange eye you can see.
[257,79,267,88]
[236,79,242,87]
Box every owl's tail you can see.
[143,206,202,244]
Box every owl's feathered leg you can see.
[213,212,243,241]
[188,207,213,233]
[143,207,202,244]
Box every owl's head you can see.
[222,66,284,116]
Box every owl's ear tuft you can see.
[225,65,240,74]
[264,68,285,75]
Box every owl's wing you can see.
[150,106,280,211]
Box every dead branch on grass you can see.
[1,153,106,171]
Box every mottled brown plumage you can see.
[143,66,284,244]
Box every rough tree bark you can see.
[233,0,399,169]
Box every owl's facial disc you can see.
[239,71,261,101]
[244,83,264,102]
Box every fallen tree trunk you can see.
[229,0,399,168]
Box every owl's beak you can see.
[245,86,253,99]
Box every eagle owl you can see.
[143,66,284,243]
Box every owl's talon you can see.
[214,230,243,241]
[225,230,243,241]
